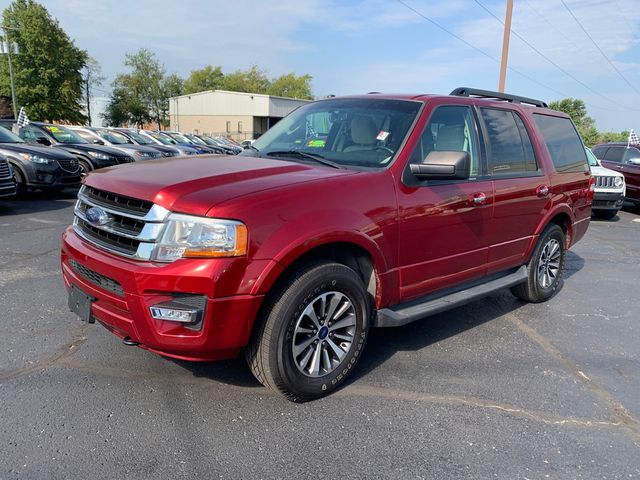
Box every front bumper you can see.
[592,190,625,211]
[61,227,268,361]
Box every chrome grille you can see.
[594,175,619,188]
[57,157,80,173]
[73,185,169,260]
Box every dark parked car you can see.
[68,127,164,161]
[0,126,80,194]
[0,153,17,198]
[62,87,593,401]
[592,142,640,206]
[159,131,219,154]
[0,121,135,177]
[110,128,189,157]
[183,134,226,154]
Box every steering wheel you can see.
[373,146,395,156]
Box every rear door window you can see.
[591,146,608,159]
[480,108,539,176]
[533,114,589,172]
[603,147,624,163]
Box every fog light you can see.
[150,306,199,323]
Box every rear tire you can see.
[511,223,566,303]
[246,261,370,402]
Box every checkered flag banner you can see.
[627,129,639,148]
[16,107,29,128]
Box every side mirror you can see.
[93,139,104,145]
[410,151,470,180]
[36,137,51,146]
[628,157,640,166]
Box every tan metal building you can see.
[168,90,310,141]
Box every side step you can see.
[374,266,528,328]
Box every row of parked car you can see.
[0,119,243,196]
[0,118,638,222]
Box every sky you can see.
[40,0,640,131]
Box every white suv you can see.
[586,147,625,219]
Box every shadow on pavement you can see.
[171,357,262,389]
[0,188,78,216]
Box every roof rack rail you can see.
[450,87,548,108]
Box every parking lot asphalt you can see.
[1,191,639,480]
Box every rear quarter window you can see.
[591,146,607,159]
[533,114,589,173]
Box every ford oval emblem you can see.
[85,206,112,226]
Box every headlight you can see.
[134,150,154,158]
[87,151,112,161]
[152,214,248,262]
[614,176,624,187]
[19,153,51,164]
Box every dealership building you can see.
[168,90,310,141]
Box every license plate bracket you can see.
[68,284,95,323]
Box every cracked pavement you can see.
[1,191,639,479]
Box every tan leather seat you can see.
[435,125,465,151]
[343,116,378,152]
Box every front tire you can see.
[511,223,566,303]
[246,261,370,402]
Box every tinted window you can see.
[481,108,538,175]
[409,105,480,177]
[21,125,50,144]
[623,147,640,164]
[591,146,607,159]
[533,114,588,172]
[603,147,624,163]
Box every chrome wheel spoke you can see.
[292,290,356,378]
[329,313,356,331]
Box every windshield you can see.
[245,98,422,168]
[0,126,24,143]
[44,125,88,144]
[126,130,154,145]
[167,132,192,144]
[187,135,206,145]
[96,129,131,145]
[198,135,218,146]
[148,132,175,145]
[585,147,599,167]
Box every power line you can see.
[394,0,571,99]
[559,0,640,97]
[473,0,634,111]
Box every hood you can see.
[591,164,623,177]
[0,142,76,159]
[85,155,358,216]
[57,143,132,157]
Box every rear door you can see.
[621,147,640,201]
[477,107,551,274]
[396,104,494,300]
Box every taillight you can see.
[588,176,596,201]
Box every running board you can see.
[374,266,528,328]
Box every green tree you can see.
[267,72,313,99]
[107,48,181,128]
[0,0,87,122]
[183,65,223,94]
[82,56,105,126]
[221,65,270,94]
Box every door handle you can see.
[469,192,486,206]
[536,185,550,197]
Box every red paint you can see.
[61,93,592,362]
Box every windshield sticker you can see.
[45,126,63,133]
[306,139,326,148]
[376,131,390,141]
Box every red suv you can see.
[61,88,593,401]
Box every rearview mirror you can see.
[410,151,470,180]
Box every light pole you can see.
[1,25,19,119]
[498,0,513,93]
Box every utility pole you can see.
[1,26,19,119]
[498,0,514,93]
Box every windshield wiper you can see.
[266,150,343,169]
